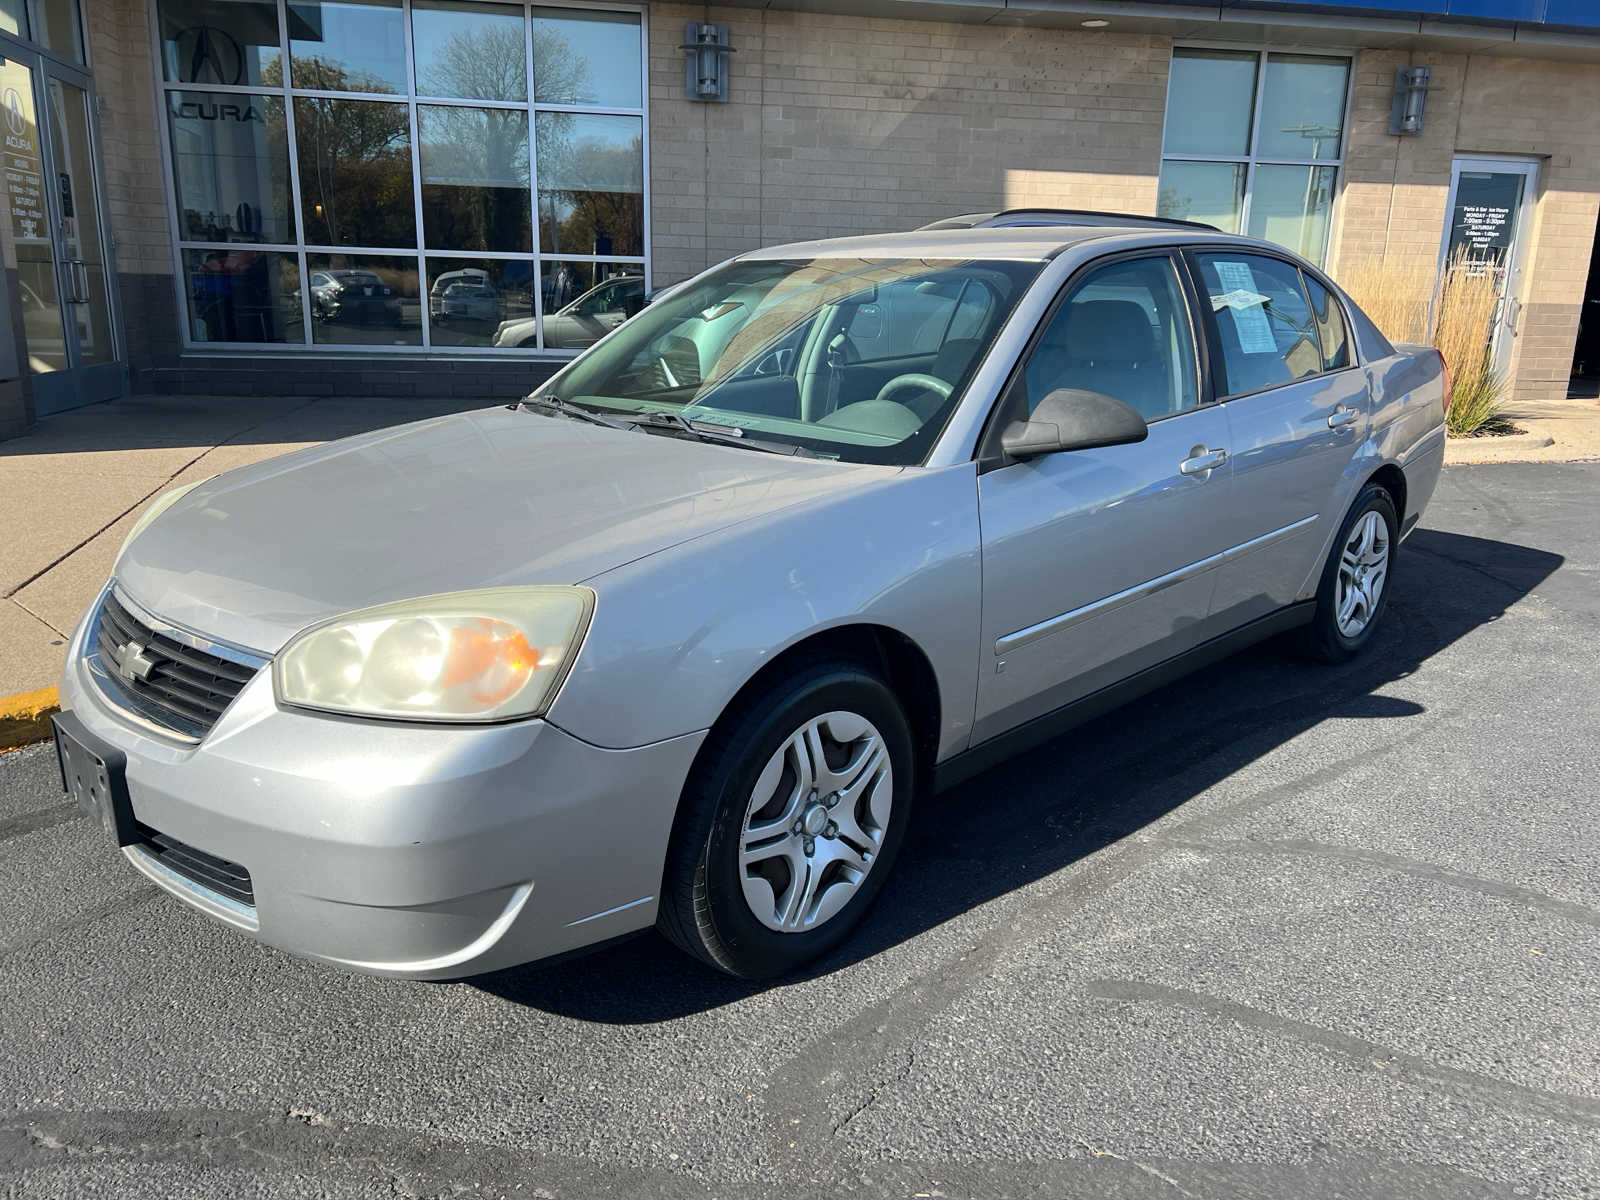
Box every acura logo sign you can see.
[112,639,158,685]
[2,87,25,137]
[174,25,247,86]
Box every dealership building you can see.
[2,0,1599,439]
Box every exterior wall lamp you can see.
[681,23,734,102]
[1390,66,1431,136]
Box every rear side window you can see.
[1303,275,1351,371]
[1193,252,1322,395]
[1022,255,1199,422]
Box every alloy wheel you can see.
[737,711,893,933]
[1335,510,1390,638]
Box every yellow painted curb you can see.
[0,686,59,751]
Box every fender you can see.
[547,463,982,756]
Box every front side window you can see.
[540,257,1043,465]
[1193,252,1322,395]
[1022,256,1199,423]
[1158,48,1348,266]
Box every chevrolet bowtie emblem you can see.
[114,639,158,684]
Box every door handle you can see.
[1179,448,1227,477]
[1327,406,1359,429]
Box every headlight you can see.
[116,478,210,564]
[273,587,594,723]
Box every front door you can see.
[1440,156,1540,377]
[0,48,122,415]
[973,253,1235,745]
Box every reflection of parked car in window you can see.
[439,280,501,323]
[429,267,491,319]
[494,275,646,349]
[308,270,402,326]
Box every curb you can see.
[0,687,59,752]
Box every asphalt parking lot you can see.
[1,462,1597,1200]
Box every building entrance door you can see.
[0,46,122,415]
[1440,156,1540,378]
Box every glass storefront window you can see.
[307,253,422,345]
[536,112,643,255]
[413,0,527,101]
[426,257,535,346]
[418,104,531,252]
[1158,48,1349,265]
[156,0,649,352]
[0,0,26,39]
[1161,49,1255,158]
[532,9,642,107]
[167,91,294,243]
[183,248,305,343]
[1256,55,1346,161]
[1156,161,1245,233]
[294,96,415,246]
[1245,164,1337,262]
[36,0,84,63]
[289,0,409,94]
[159,0,282,87]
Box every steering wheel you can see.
[873,373,953,409]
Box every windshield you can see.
[536,256,1043,464]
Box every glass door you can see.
[1441,156,1541,376]
[0,46,122,415]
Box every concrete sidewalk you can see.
[1,392,486,704]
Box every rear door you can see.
[1188,251,1369,627]
[973,251,1235,744]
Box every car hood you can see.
[117,406,891,653]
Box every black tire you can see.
[657,660,915,979]
[1302,482,1399,663]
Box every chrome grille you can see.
[90,590,265,740]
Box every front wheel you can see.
[1302,483,1398,663]
[658,662,915,978]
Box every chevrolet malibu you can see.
[55,215,1446,980]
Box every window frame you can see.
[149,0,650,357]
[1158,44,1354,266]
[1183,245,1364,402]
[976,246,1215,472]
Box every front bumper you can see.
[60,609,705,979]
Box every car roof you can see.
[738,225,1287,264]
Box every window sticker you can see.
[1211,260,1278,354]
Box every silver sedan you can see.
[54,215,1446,980]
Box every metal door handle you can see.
[1327,407,1358,429]
[1179,448,1227,477]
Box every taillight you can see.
[1436,348,1452,413]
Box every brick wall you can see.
[648,5,1170,285]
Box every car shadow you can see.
[472,527,1563,1021]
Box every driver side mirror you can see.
[1000,388,1148,460]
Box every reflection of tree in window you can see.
[289,62,413,248]
[536,114,644,256]
[412,25,583,253]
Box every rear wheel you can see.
[658,661,914,978]
[1303,483,1398,663]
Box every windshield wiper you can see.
[632,410,821,459]
[518,394,634,430]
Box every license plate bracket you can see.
[52,711,137,846]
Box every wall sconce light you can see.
[1390,66,1431,136]
[681,23,734,102]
